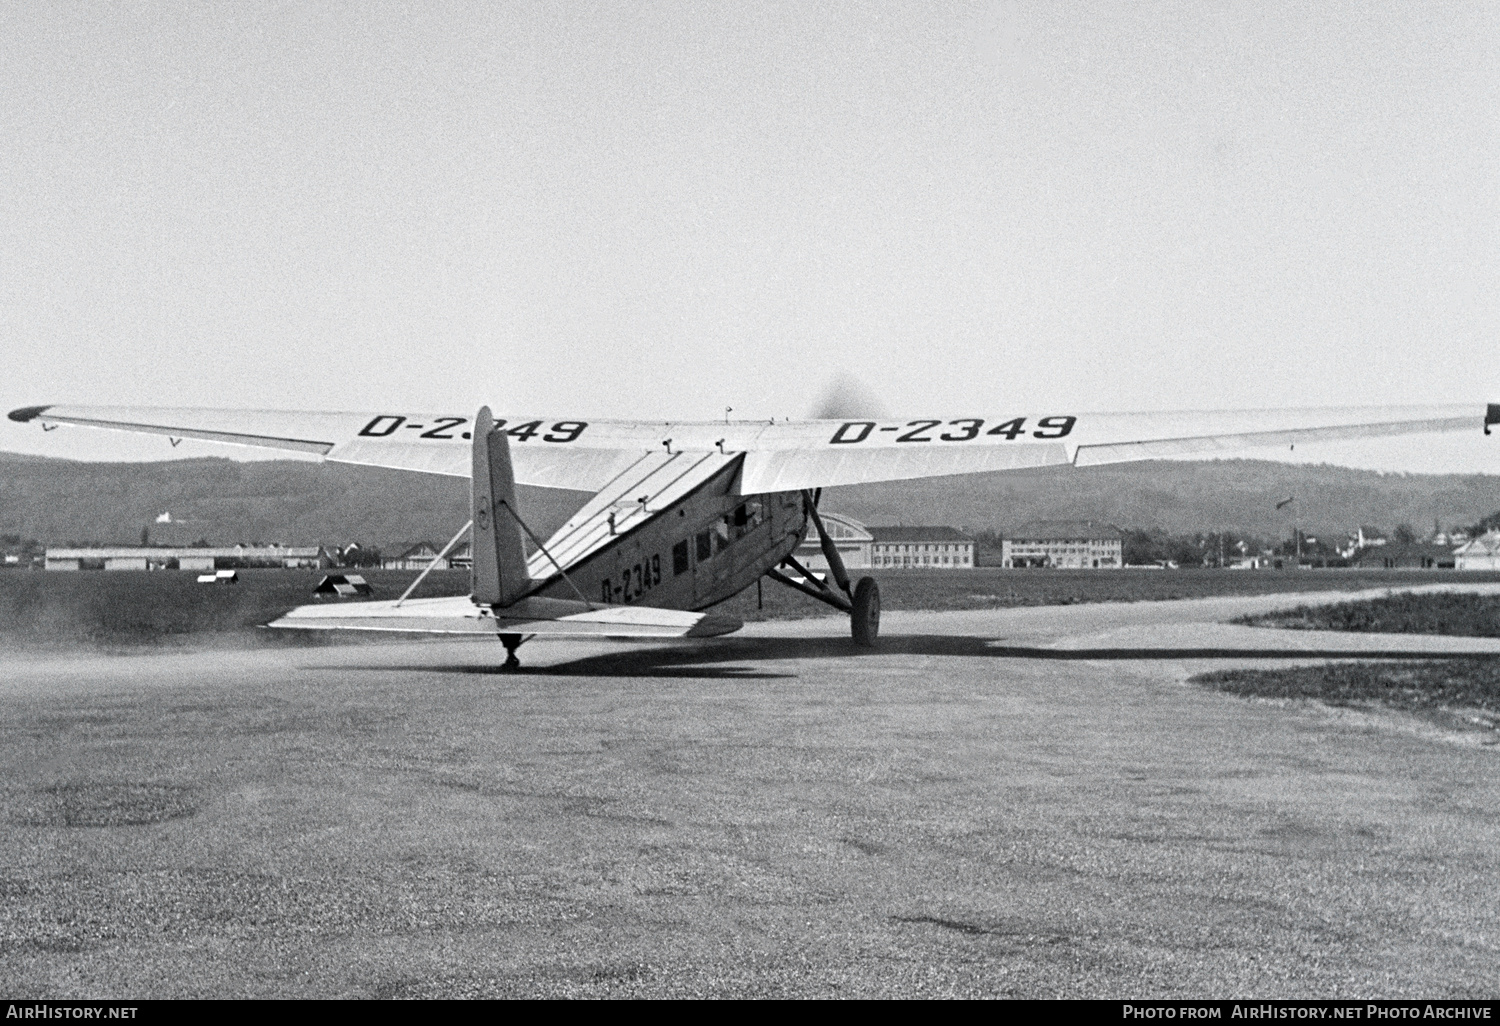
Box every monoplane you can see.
[10,401,1497,667]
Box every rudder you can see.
[471,407,532,607]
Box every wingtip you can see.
[8,405,51,423]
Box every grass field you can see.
[1194,661,1500,734]
[5,566,1500,652]
[1204,592,1500,732]
[1234,591,1500,637]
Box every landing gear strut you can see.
[763,492,882,646]
[499,633,523,671]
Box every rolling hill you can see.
[3,453,1499,549]
[824,460,1500,539]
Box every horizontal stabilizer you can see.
[267,594,741,638]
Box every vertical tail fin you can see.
[471,407,531,607]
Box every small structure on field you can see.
[313,573,374,598]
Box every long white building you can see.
[45,545,327,571]
[1001,521,1123,569]
[794,514,975,570]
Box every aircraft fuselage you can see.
[531,463,808,612]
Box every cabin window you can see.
[695,531,713,562]
[673,540,690,575]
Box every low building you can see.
[794,515,975,571]
[1455,531,1500,570]
[45,545,328,571]
[1348,542,1457,569]
[1001,521,1123,569]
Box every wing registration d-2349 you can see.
[11,400,1499,667]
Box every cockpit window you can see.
[698,502,767,560]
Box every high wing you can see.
[268,594,741,637]
[11,401,1498,493]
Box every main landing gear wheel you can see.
[500,633,523,671]
[850,576,880,647]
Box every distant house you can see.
[1339,527,1390,559]
[1001,521,1123,569]
[794,514,975,570]
[1347,542,1456,570]
[1455,531,1500,570]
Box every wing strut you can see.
[500,497,593,606]
[394,519,472,608]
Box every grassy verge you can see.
[0,569,472,652]
[1233,592,1500,638]
[1193,661,1500,722]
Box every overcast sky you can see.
[3,1,1497,472]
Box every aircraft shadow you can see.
[320,633,1500,679]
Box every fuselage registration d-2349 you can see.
[10,399,1500,668]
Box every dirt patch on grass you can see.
[0,568,470,652]
[9,782,201,827]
